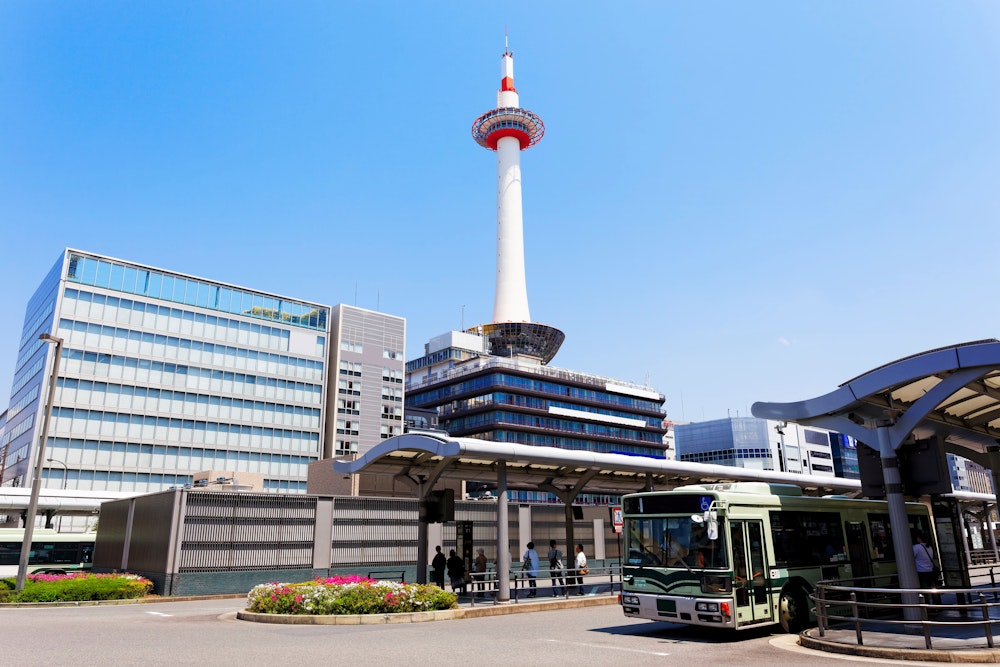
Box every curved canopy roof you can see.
[753,339,1000,460]
[334,432,861,496]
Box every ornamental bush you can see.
[0,572,153,603]
[246,576,457,615]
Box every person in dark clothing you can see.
[446,549,467,595]
[431,545,447,589]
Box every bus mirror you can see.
[706,510,718,540]
[690,514,705,524]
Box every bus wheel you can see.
[779,586,808,633]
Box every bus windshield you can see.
[626,516,727,570]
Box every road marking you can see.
[146,611,172,617]
[541,638,669,656]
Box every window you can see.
[335,440,358,456]
[770,511,846,566]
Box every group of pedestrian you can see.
[430,545,491,597]
[430,541,589,598]
[523,540,588,597]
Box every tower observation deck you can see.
[471,46,564,365]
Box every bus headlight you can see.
[621,595,640,605]
[695,601,719,612]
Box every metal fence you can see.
[814,574,1000,650]
[179,493,317,572]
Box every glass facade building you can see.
[1,249,333,494]
[675,416,860,480]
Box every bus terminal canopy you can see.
[751,338,1000,602]
[751,338,1000,466]
[333,433,862,497]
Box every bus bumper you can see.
[621,592,735,628]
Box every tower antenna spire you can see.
[505,26,510,55]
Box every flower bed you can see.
[0,572,153,603]
[246,576,457,615]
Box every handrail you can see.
[457,564,622,606]
[813,575,1000,650]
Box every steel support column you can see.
[495,461,510,602]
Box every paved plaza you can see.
[0,593,963,667]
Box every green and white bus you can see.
[0,528,96,578]
[619,482,933,632]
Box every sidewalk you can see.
[800,589,1000,663]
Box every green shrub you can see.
[0,573,153,603]
[246,576,458,615]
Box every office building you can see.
[327,304,406,458]
[675,416,859,480]
[1,249,402,497]
[406,331,667,459]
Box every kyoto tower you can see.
[471,43,564,364]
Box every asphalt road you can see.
[0,598,942,667]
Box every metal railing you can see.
[459,564,621,607]
[814,574,1000,650]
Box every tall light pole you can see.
[16,333,63,591]
[46,458,68,490]
[46,458,68,531]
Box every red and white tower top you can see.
[471,48,545,151]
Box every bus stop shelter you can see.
[752,338,1000,610]
[334,433,861,601]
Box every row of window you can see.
[51,408,320,451]
[64,288,300,351]
[5,384,39,422]
[67,254,328,331]
[59,316,323,380]
[62,349,323,405]
[14,335,48,375]
[679,448,775,466]
[57,379,321,428]
[335,440,358,455]
[483,430,665,458]
[439,391,662,428]
[10,357,44,399]
[0,414,33,447]
[18,299,53,349]
[446,411,664,444]
[45,437,315,469]
[408,372,665,417]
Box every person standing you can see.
[573,543,588,596]
[447,548,467,596]
[431,545,446,589]
[473,548,489,597]
[913,533,940,603]
[547,539,564,596]
[523,542,540,598]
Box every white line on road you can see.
[541,638,670,657]
[146,611,173,617]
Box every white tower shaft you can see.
[494,134,530,323]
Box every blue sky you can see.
[2,2,999,423]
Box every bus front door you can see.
[730,520,772,625]
[845,522,872,580]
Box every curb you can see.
[799,628,1000,663]
[0,593,246,609]
[237,594,618,625]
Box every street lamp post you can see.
[15,333,64,591]
[46,458,68,490]
[46,458,68,531]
